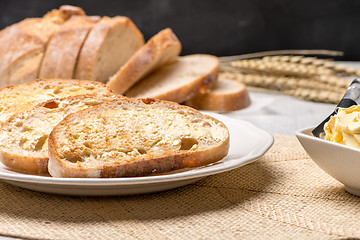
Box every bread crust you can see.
[0,18,47,87]
[125,54,219,103]
[0,150,48,175]
[48,97,229,178]
[186,78,251,112]
[0,94,115,175]
[107,28,182,94]
[73,17,111,81]
[39,15,100,79]
[0,6,85,87]
[44,5,85,22]
[74,16,144,82]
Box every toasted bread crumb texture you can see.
[0,94,114,158]
[0,79,112,125]
[50,98,229,177]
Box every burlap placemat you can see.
[0,134,358,240]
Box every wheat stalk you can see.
[220,70,348,103]
[283,89,344,103]
[259,55,360,77]
[220,71,348,93]
[262,55,335,67]
[218,49,343,62]
[221,55,360,78]
[218,51,360,103]
[228,59,335,78]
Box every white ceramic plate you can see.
[0,112,273,196]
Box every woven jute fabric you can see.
[0,134,359,240]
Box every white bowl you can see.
[296,127,360,196]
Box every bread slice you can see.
[39,15,100,79]
[125,54,219,103]
[48,98,229,178]
[185,78,251,112]
[74,16,144,83]
[0,94,116,175]
[0,79,112,126]
[0,5,85,87]
[107,28,182,94]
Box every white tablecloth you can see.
[224,89,336,135]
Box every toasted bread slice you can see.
[48,98,229,178]
[125,54,219,103]
[39,15,100,79]
[186,78,251,112]
[0,5,85,87]
[0,79,113,126]
[0,94,115,175]
[107,28,182,94]
[74,16,144,83]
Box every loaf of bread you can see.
[0,5,85,87]
[186,78,251,112]
[0,7,246,113]
[74,16,145,83]
[0,79,112,126]
[39,15,100,79]
[125,54,219,103]
[48,97,229,178]
[107,28,181,94]
[0,6,145,87]
[0,94,115,175]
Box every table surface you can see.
[1,62,357,240]
[224,89,336,136]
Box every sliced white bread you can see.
[107,28,182,94]
[125,54,219,103]
[0,94,116,175]
[74,16,144,83]
[48,97,229,178]
[39,15,100,79]
[185,78,251,112]
[0,79,112,126]
[0,5,85,87]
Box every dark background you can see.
[1,0,360,60]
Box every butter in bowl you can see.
[296,79,360,196]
